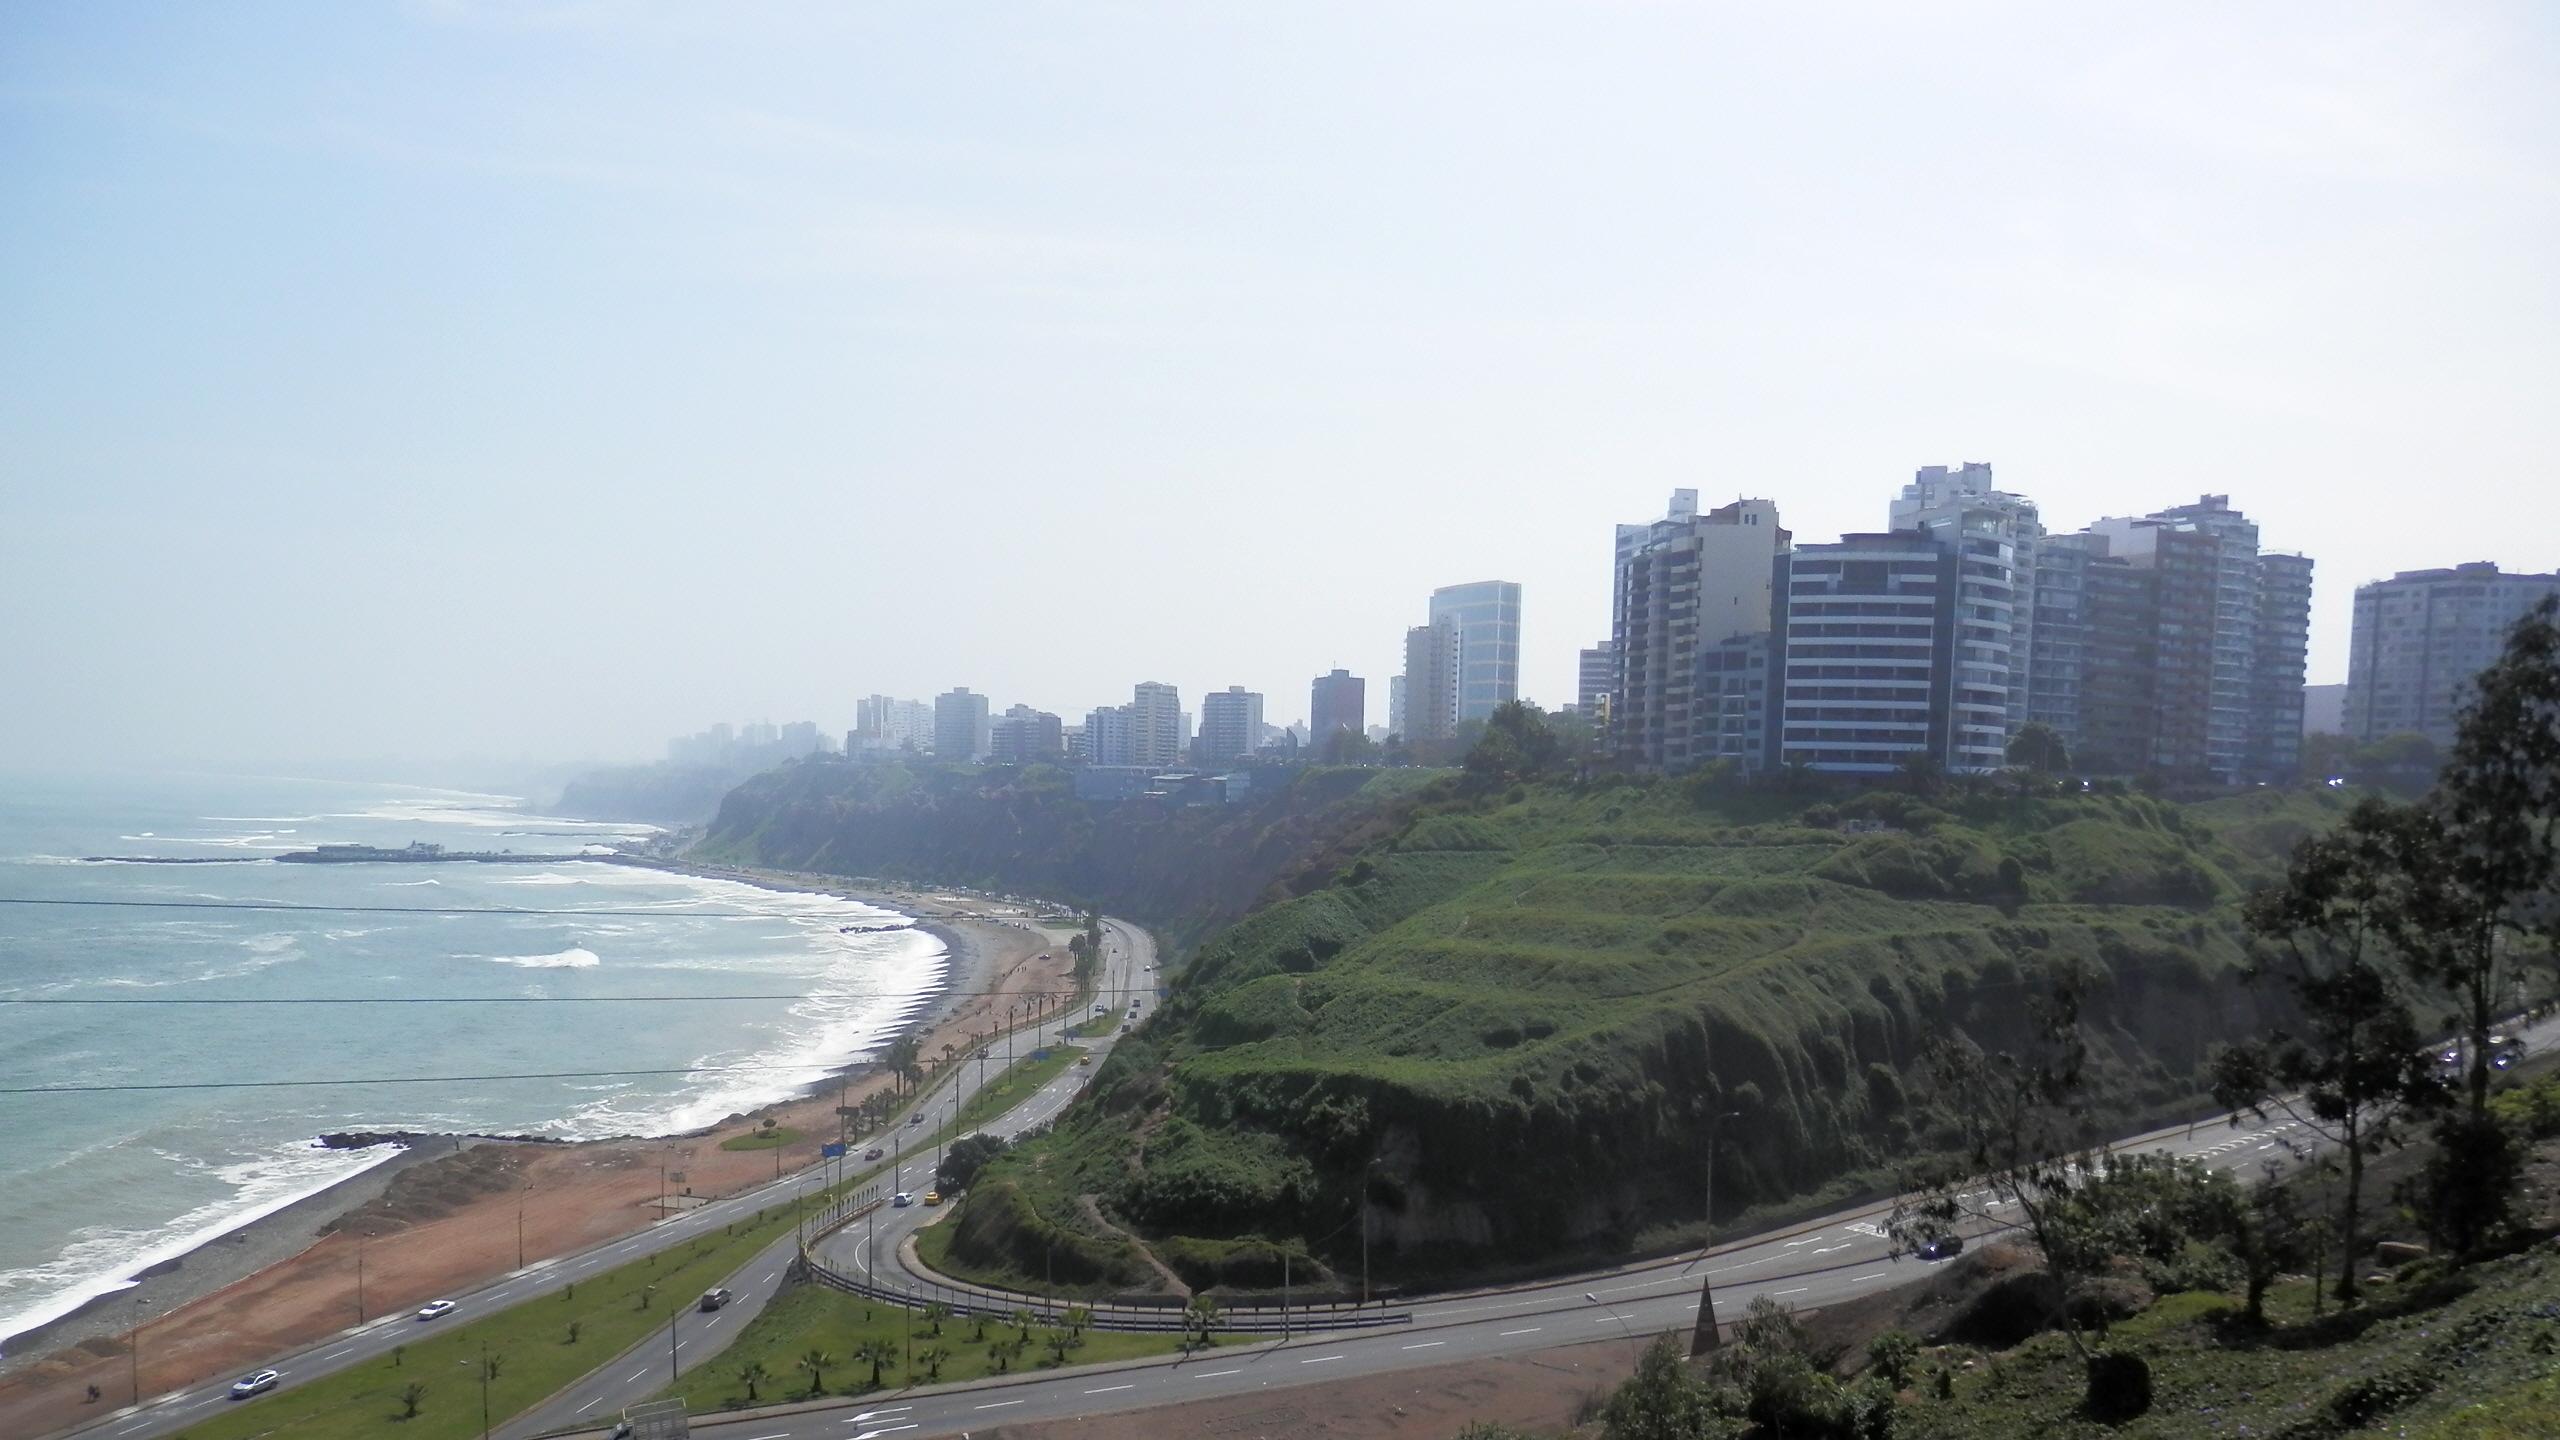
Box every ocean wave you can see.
[484,947,601,969]
[0,1140,396,1356]
[381,878,442,887]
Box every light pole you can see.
[355,1230,370,1324]
[1685,1110,1743,1275]
[1360,1158,1374,1308]
[1586,1290,1634,1341]
[516,1183,533,1269]
[668,1303,681,1383]
[129,1297,147,1406]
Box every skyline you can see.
[5,4,2555,773]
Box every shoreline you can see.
[0,860,1076,1435]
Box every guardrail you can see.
[795,1200,1409,1336]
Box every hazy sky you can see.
[5,3,2555,775]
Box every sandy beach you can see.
[0,867,1078,1440]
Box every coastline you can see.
[0,861,1077,1438]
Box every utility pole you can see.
[1685,1109,1742,1275]
[1360,1158,1372,1308]
[128,1298,144,1405]
[516,1183,533,1269]
[669,1306,680,1382]
[355,1230,369,1324]
[1282,1253,1290,1340]
[477,1344,492,1440]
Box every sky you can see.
[4,2,2555,777]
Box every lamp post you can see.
[1586,1290,1634,1341]
[1684,1110,1743,1275]
[129,1297,147,1406]
[356,1230,371,1324]
[1360,1158,1374,1308]
[516,1183,533,1270]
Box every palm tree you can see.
[1010,1306,1035,1338]
[850,1337,898,1390]
[398,1381,427,1419]
[1064,1305,1093,1336]
[922,1302,950,1337]
[735,1360,768,1404]
[916,1344,950,1382]
[797,1347,833,1396]
[1184,1294,1221,1353]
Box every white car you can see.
[415,1299,457,1320]
[229,1369,281,1399]
[892,1191,915,1208]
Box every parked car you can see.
[1916,1235,1965,1262]
[229,1370,281,1399]
[414,1299,457,1320]
[698,1287,734,1312]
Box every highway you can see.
[54,916,1152,1440]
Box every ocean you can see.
[0,772,944,1355]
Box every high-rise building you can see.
[989,705,1064,765]
[2345,563,2560,749]
[1387,674,1408,740]
[853,695,933,752]
[1577,642,1616,717]
[1082,705,1134,767]
[1402,618,1463,743]
[2027,535,2093,747]
[1129,682,1184,769]
[1769,531,1988,774]
[933,687,991,762]
[1429,580,1523,723]
[2084,496,2310,783]
[779,720,825,756]
[1693,632,1770,768]
[1893,463,2040,733]
[1196,687,1264,767]
[1309,670,1365,746]
[1612,494,1787,772]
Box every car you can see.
[923,1190,943,1206]
[1120,1024,1131,1035]
[1092,1004,1106,1016]
[892,1191,914,1207]
[907,1113,924,1127]
[1078,1055,1093,1067]
[229,1370,281,1399]
[698,1287,734,1312]
[864,1146,884,1161]
[414,1299,457,1320]
[1916,1235,1965,1262]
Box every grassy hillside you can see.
[946,775,2351,1293]
[690,756,1437,951]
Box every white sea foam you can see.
[484,947,602,969]
[0,1141,397,1356]
[382,877,442,887]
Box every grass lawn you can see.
[647,1284,1215,1415]
[1065,1012,1118,1040]
[165,1196,830,1440]
[951,1044,1084,1135]
[720,1125,804,1151]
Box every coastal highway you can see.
[55,917,1153,1440]
[496,919,1154,1439]
[528,1009,2554,1440]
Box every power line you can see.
[0,895,949,921]
[0,988,1130,1005]
[0,1062,893,1096]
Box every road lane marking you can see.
[1086,1383,1135,1393]
[1775,1287,1809,1296]
[1498,1328,1541,1337]
[977,1399,1025,1409]
[1195,1367,1243,1377]
[624,1367,649,1382]
[1854,1273,1887,1282]
[576,1397,601,1414]
[1300,1354,1345,1364]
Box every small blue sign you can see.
[821,1142,848,1158]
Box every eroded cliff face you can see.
[951,782,2341,1285]
[694,757,1428,950]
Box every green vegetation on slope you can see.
[948,775,2349,1291]
[691,756,1439,951]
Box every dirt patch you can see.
[981,1335,1645,1440]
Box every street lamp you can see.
[356,1230,371,1324]
[1684,1110,1743,1275]
[516,1183,534,1269]
[1586,1291,1634,1341]
[129,1296,148,1406]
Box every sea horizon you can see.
[0,772,944,1354]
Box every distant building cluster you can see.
[1598,466,2318,785]
[663,457,2548,800]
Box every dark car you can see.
[699,1287,733,1311]
[864,1146,884,1161]
[1916,1234,1965,1262]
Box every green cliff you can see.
[943,774,2349,1294]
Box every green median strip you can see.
[164,1036,1090,1438]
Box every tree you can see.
[850,1337,897,1390]
[2006,722,2070,775]
[1182,1293,1221,1353]
[398,1381,427,1419]
[2212,1163,2320,1325]
[1893,978,2148,1414]
[797,1346,833,1396]
[1866,1330,1921,1389]
[1601,1333,1735,1440]
[1318,727,1379,765]
[938,1133,1008,1192]
[916,1344,949,1382]
[1461,701,1564,789]
[2216,799,2446,1304]
[882,1034,923,1094]
[923,1301,950,1337]
[735,1360,768,1404]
